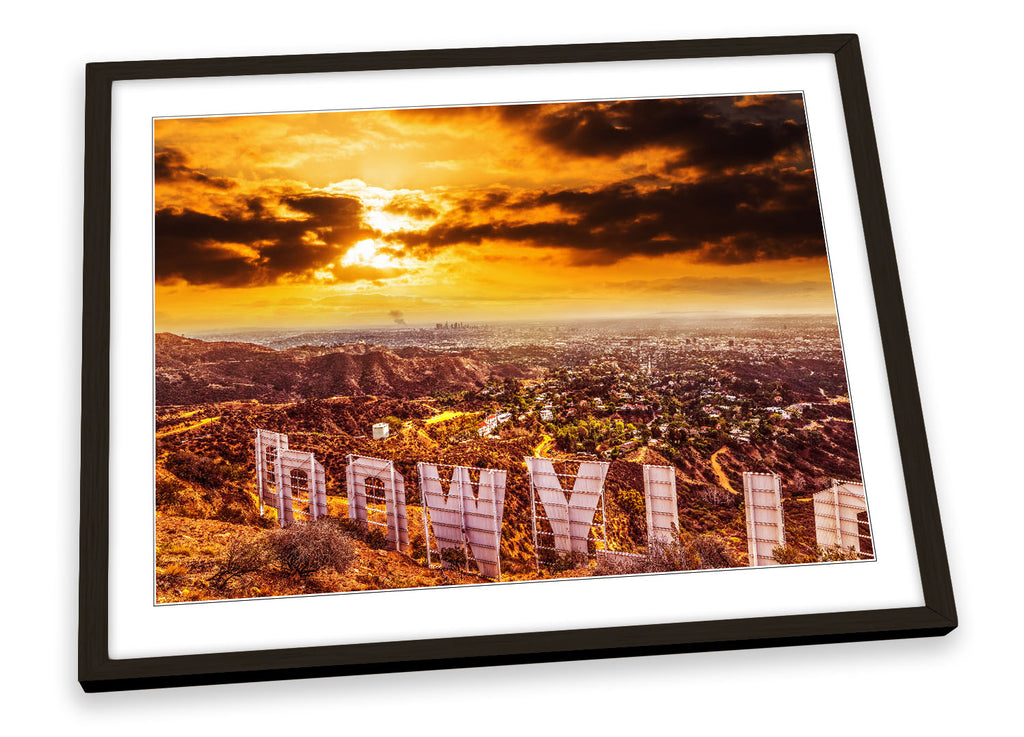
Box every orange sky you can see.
[154,95,836,333]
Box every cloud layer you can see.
[155,93,828,310]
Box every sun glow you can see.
[341,239,400,269]
[363,208,420,235]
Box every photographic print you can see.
[153,92,874,604]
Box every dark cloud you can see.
[384,194,439,220]
[507,95,810,174]
[156,192,371,286]
[391,169,825,265]
[388,309,406,325]
[280,194,363,226]
[155,147,236,190]
[155,147,381,286]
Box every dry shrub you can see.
[439,546,468,569]
[215,500,259,525]
[410,533,427,562]
[376,571,420,590]
[211,520,357,589]
[329,517,369,541]
[364,526,389,550]
[694,484,738,508]
[593,532,738,576]
[771,544,813,565]
[538,549,587,573]
[816,545,862,562]
[592,551,658,576]
[164,451,231,489]
[684,533,736,569]
[155,476,216,518]
[210,537,272,589]
[304,569,347,594]
[160,562,190,579]
[267,519,356,578]
[155,477,186,509]
[771,543,861,564]
[159,541,195,557]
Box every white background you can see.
[1,1,1018,732]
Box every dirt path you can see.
[533,434,555,457]
[710,446,739,495]
[398,411,465,445]
[156,415,221,438]
[424,410,469,425]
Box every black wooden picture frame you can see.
[80,33,956,692]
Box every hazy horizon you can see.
[165,311,839,341]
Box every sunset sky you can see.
[154,94,836,333]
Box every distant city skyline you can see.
[155,94,836,333]
[180,311,837,340]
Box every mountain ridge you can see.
[155,332,542,405]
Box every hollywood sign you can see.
[254,430,677,580]
[255,430,871,577]
[742,472,873,565]
[418,462,507,579]
[813,480,872,558]
[254,429,327,525]
[742,472,785,566]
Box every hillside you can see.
[153,331,867,602]
[156,512,493,602]
[156,333,543,405]
[153,395,776,602]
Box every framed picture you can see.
[80,33,956,692]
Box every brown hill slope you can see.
[156,333,542,405]
[156,512,490,602]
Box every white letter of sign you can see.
[345,454,409,551]
[526,457,610,555]
[742,471,784,566]
[642,464,679,545]
[813,480,870,557]
[418,464,507,578]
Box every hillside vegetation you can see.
[155,394,858,602]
